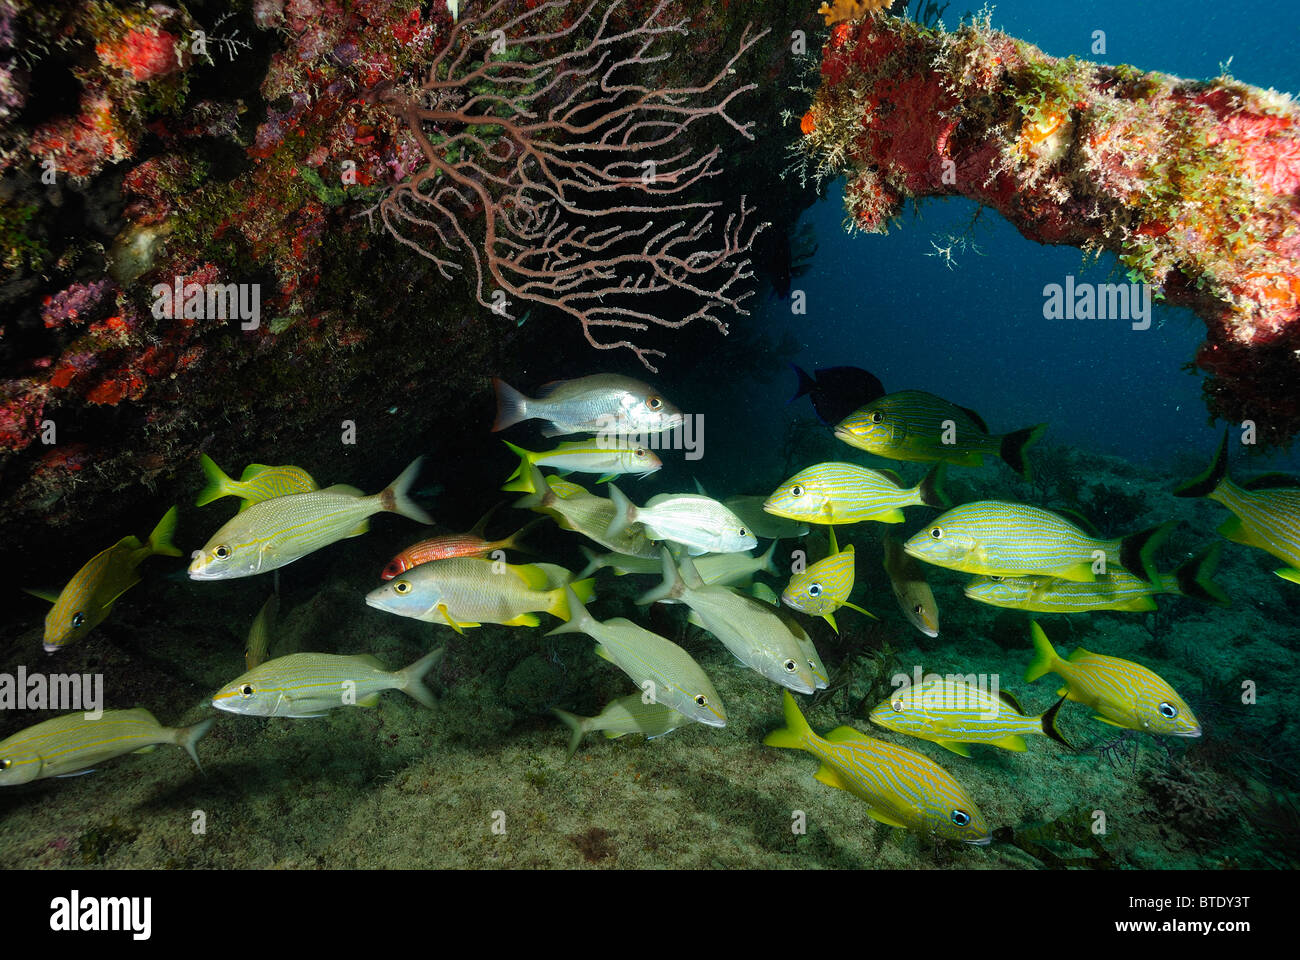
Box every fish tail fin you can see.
[1120,519,1176,586]
[1000,423,1049,482]
[917,462,950,508]
[502,440,535,485]
[637,547,686,605]
[577,546,604,580]
[677,550,705,589]
[1025,621,1063,683]
[175,718,216,773]
[604,483,635,539]
[499,516,545,555]
[146,506,183,558]
[763,690,813,750]
[547,585,596,631]
[510,462,550,506]
[759,538,779,576]
[492,377,529,432]
[789,363,816,403]
[552,708,587,761]
[1173,542,1230,605]
[1039,695,1074,750]
[397,647,444,709]
[1173,429,1229,498]
[380,456,433,524]
[467,501,503,539]
[196,454,235,507]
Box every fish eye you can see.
[808,583,822,597]
[646,396,663,410]
[791,485,804,498]
[783,659,797,672]
[1,759,10,770]
[394,580,412,594]
[1159,702,1178,719]
[240,684,254,698]
[71,612,86,628]
[912,604,923,614]
[989,575,1003,582]
[634,447,646,457]
[738,527,748,537]
[951,809,971,827]
[694,694,708,706]
[214,545,231,561]
[930,527,943,540]
[891,699,904,711]
[870,411,883,424]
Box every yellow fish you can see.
[1175,430,1300,583]
[189,458,430,580]
[764,691,991,844]
[0,709,213,785]
[196,454,318,510]
[1025,622,1200,737]
[780,526,875,632]
[29,507,182,653]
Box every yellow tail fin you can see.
[146,506,183,558]
[762,690,813,750]
[196,454,236,507]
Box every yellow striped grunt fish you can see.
[833,390,1047,481]
[548,587,725,727]
[0,709,214,785]
[511,463,659,558]
[552,696,691,760]
[578,541,778,585]
[364,557,595,632]
[29,507,182,653]
[492,374,683,438]
[189,457,431,580]
[780,526,875,632]
[764,691,991,844]
[195,454,318,510]
[1174,431,1300,583]
[1024,622,1200,736]
[639,548,818,694]
[502,439,661,484]
[748,582,830,689]
[964,543,1228,613]
[607,486,756,555]
[883,536,940,638]
[763,462,948,525]
[903,500,1172,584]
[869,678,1072,756]
[245,590,279,670]
[212,649,442,718]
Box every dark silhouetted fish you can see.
[790,365,886,425]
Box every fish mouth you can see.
[781,676,816,695]
[42,641,62,654]
[965,834,994,847]
[1179,726,1203,738]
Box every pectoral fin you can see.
[23,587,61,604]
[864,807,910,829]
[1274,567,1300,584]
[937,740,973,757]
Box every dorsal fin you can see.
[1242,472,1300,491]
[997,689,1025,714]
[957,405,990,433]
[467,501,503,539]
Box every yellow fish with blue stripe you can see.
[869,678,1072,756]
[833,390,1047,480]
[212,649,442,718]
[1025,622,1200,737]
[196,454,318,510]
[780,526,875,631]
[0,709,214,785]
[903,500,1172,585]
[764,691,991,845]
[964,543,1228,613]
[1175,430,1300,583]
[764,462,947,525]
[28,507,181,653]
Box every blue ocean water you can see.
[754,0,1300,473]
